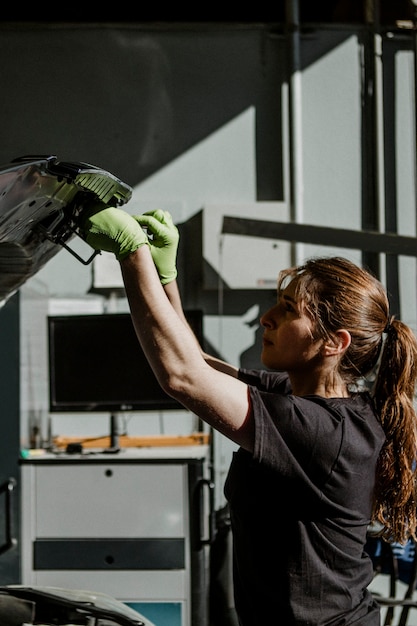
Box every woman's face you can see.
[260,278,323,372]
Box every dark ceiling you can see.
[1,1,416,27]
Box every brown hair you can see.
[277,256,417,543]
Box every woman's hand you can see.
[81,206,149,260]
[134,209,179,284]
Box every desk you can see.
[20,446,212,626]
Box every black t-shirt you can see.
[224,369,386,626]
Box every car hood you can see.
[0,155,132,305]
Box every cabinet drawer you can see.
[30,569,187,599]
[34,538,185,569]
[34,464,186,537]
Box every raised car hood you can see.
[0,155,132,305]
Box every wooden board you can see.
[53,432,210,449]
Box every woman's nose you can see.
[260,307,275,328]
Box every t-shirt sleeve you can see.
[238,367,290,393]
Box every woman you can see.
[81,206,417,626]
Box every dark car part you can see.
[0,584,155,626]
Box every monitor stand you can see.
[104,412,121,453]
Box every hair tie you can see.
[384,317,393,334]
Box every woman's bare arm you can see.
[120,248,253,450]
[163,280,239,378]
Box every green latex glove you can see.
[82,206,149,261]
[134,209,179,284]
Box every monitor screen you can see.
[48,310,203,412]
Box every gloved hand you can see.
[134,209,179,284]
[81,206,149,261]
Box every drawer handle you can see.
[195,478,215,548]
[0,477,17,555]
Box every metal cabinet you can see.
[20,447,212,626]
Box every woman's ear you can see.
[323,329,351,356]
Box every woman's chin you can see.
[261,353,273,369]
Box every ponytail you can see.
[372,319,417,543]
